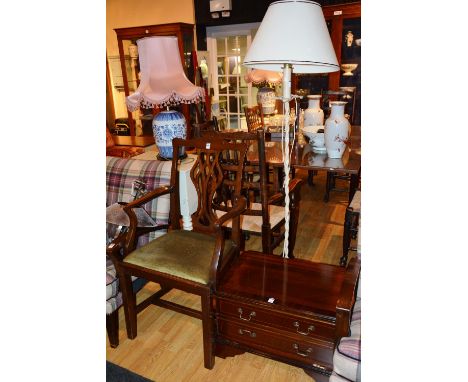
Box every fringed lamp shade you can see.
[126,36,204,111]
[245,69,283,114]
[244,69,283,86]
[126,36,204,159]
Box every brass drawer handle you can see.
[293,321,315,335]
[293,343,313,357]
[238,308,256,321]
[238,328,256,338]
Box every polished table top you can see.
[243,126,361,174]
[112,135,155,147]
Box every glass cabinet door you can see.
[292,3,361,125]
[339,17,360,125]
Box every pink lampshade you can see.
[126,36,205,112]
[244,69,283,85]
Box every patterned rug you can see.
[106,361,154,382]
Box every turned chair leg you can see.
[201,290,215,369]
[106,310,119,348]
[119,271,138,339]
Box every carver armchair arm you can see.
[121,185,175,254]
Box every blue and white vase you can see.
[152,110,186,159]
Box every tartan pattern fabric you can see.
[106,156,172,246]
[106,257,119,301]
[106,257,138,315]
[106,156,172,317]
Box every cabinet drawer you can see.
[218,297,335,341]
[218,317,334,369]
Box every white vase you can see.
[257,87,276,115]
[324,101,351,159]
[304,95,324,126]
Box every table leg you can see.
[348,171,360,204]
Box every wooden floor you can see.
[106,169,355,382]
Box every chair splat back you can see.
[172,137,248,236]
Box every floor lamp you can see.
[243,0,339,258]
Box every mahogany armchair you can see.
[106,156,172,347]
[110,137,248,369]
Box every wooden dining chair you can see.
[244,105,265,132]
[192,116,219,138]
[110,137,248,369]
[201,129,304,257]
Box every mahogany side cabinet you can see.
[214,251,360,381]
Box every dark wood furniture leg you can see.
[341,208,353,267]
[201,290,215,369]
[348,171,360,203]
[307,170,315,186]
[119,271,138,339]
[323,172,332,202]
[106,310,120,348]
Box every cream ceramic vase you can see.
[324,101,351,159]
[257,87,276,115]
[304,95,324,126]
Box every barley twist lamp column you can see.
[243,0,339,258]
[126,36,205,160]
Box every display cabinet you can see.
[292,2,361,124]
[113,23,196,136]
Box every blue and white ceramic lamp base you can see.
[152,110,186,159]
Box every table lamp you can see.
[243,0,339,258]
[126,36,205,159]
[245,69,283,115]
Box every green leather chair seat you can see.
[123,230,234,285]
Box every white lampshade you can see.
[243,0,339,74]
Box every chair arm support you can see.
[122,185,174,254]
[214,196,247,228]
[123,185,174,209]
[106,231,126,265]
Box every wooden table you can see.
[245,126,361,202]
[215,251,360,381]
[112,135,155,147]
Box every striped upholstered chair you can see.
[330,223,361,381]
[106,156,172,347]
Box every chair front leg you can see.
[200,289,215,369]
[118,268,138,339]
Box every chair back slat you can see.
[172,137,248,236]
[244,106,265,132]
